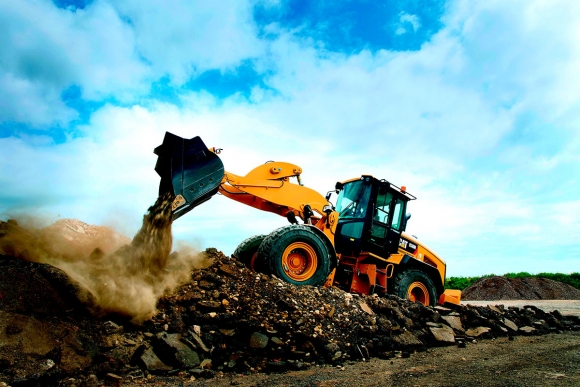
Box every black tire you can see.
[232,234,266,270]
[257,225,332,286]
[391,269,438,307]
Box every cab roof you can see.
[337,175,417,201]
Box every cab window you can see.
[374,190,392,223]
[391,198,405,231]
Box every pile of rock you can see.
[1,249,580,386]
[462,276,580,300]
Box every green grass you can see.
[445,272,580,291]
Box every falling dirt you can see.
[0,193,211,322]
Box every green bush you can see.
[445,272,580,291]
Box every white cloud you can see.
[2,0,580,276]
[395,12,421,35]
[0,0,262,126]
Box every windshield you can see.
[335,180,372,219]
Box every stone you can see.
[189,331,210,353]
[328,306,335,318]
[197,300,221,310]
[519,326,536,335]
[155,333,200,368]
[434,306,452,314]
[392,330,423,346]
[104,321,123,334]
[106,373,122,386]
[271,337,284,346]
[249,332,269,349]
[199,280,216,289]
[502,318,519,332]
[218,264,238,277]
[429,325,455,344]
[442,316,465,333]
[359,302,373,315]
[465,327,491,337]
[140,347,172,372]
[488,305,503,314]
[325,342,340,354]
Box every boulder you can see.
[139,347,172,372]
[429,325,455,344]
[442,315,465,333]
[154,333,200,368]
[465,327,491,337]
[502,318,519,332]
[249,332,269,349]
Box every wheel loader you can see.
[154,132,461,306]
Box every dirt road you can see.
[127,332,580,387]
[462,300,580,317]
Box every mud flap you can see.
[154,132,224,220]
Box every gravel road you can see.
[462,300,580,317]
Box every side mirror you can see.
[402,213,411,231]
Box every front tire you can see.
[232,234,266,270]
[257,225,332,286]
[391,269,437,307]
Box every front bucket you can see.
[154,132,224,220]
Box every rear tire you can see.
[232,235,266,270]
[391,269,437,307]
[257,225,332,286]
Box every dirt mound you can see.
[41,218,131,258]
[462,276,580,300]
[2,211,580,385]
[1,248,579,386]
[0,217,129,262]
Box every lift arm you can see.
[154,132,331,224]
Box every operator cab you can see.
[333,176,416,258]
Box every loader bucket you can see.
[154,132,224,220]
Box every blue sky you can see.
[1,0,579,276]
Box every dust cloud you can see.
[0,193,211,323]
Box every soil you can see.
[462,276,580,301]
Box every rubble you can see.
[2,216,580,386]
[1,250,580,385]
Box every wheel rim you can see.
[281,242,318,281]
[249,251,259,270]
[407,281,430,306]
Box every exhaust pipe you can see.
[154,132,224,220]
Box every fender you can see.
[306,225,338,270]
[399,254,445,295]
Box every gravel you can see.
[462,276,580,301]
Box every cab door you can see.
[368,188,407,257]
